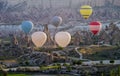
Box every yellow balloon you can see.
[80,5,93,19]
[31,31,47,47]
[55,32,71,47]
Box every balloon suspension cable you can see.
[92,34,99,45]
[25,33,30,47]
[97,34,100,46]
[53,27,58,47]
[92,34,95,45]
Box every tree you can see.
[77,60,82,65]
[25,60,29,66]
[100,60,103,64]
[0,64,7,76]
[67,66,72,72]
[109,60,115,64]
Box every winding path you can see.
[75,47,83,60]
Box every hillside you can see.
[7,0,120,8]
[79,46,120,60]
[0,0,120,24]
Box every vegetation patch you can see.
[79,46,120,60]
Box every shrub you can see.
[110,69,115,76]
[77,60,82,65]
[72,60,78,65]
[57,46,64,50]
[109,60,115,64]
[63,63,70,67]
[118,66,120,76]
[67,66,72,72]
[0,70,8,76]
[72,60,82,65]
[100,60,103,64]
[25,61,29,66]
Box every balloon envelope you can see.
[21,21,34,34]
[31,31,47,47]
[89,21,102,35]
[80,5,93,19]
[55,32,71,47]
[51,16,62,27]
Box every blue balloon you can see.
[21,21,33,34]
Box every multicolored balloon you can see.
[80,5,93,19]
[51,16,62,27]
[55,32,71,47]
[89,21,102,35]
[21,21,34,34]
[31,31,47,47]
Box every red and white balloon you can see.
[89,21,102,35]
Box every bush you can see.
[72,60,78,65]
[100,60,103,64]
[67,66,72,72]
[25,61,29,66]
[57,46,64,50]
[72,60,82,65]
[108,66,120,76]
[63,63,70,67]
[109,60,115,64]
[77,60,82,65]
[3,41,11,46]
[0,70,8,76]
[56,63,61,66]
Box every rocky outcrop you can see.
[18,52,53,66]
[17,50,69,66]
[0,46,32,60]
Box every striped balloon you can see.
[89,21,102,35]
[80,5,93,19]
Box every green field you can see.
[0,73,28,76]
[8,74,28,76]
[0,73,70,76]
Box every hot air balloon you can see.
[31,31,47,47]
[89,21,102,35]
[21,21,34,34]
[51,16,62,27]
[80,5,93,19]
[55,32,71,47]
